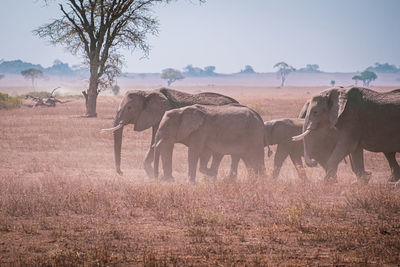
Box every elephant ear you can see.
[327,88,348,128]
[177,107,205,141]
[135,93,170,131]
[298,100,310,119]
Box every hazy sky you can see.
[0,0,399,73]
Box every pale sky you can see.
[0,0,399,73]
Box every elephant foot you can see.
[199,167,217,177]
[388,175,400,183]
[324,175,338,184]
[189,177,196,184]
[160,176,174,183]
[116,168,123,176]
[357,170,372,184]
[299,176,310,184]
[228,170,237,180]
[144,164,155,179]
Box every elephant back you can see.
[158,88,238,109]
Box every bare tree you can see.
[274,62,295,87]
[35,0,202,117]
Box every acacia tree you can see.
[360,70,377,86]
[21,68,43,89]
[352,75,362,86]
[35,0,199,117]
[274,62,295,87]
[161,68,184,86]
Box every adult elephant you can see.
[153,104,265,183]
[293,86,400,183]
[102,88,238,176]
[298,99,370,182]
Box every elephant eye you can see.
[312,110,318,116]
[127,106,132,110]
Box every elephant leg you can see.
[188,147,201,183]
[143,125,159,179]
[198,148,213,174]
[383,152,400,182]
[325,136,357,183]
[229,155,240,180]
[272,146,288,180]
[289,153,308,182]
[160,143,174,181]
[207,153,224,177]
[349,146,371,183]
[187,137,206,183]
[242,149,264,177]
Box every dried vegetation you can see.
[0,87,399,266]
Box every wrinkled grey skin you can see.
[298,86,400,183]
[298,99,369,182]
[264,117,363,182]
[153,104,265,183]
[264,118,308,181]
[113,88,238,176]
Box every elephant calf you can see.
[153,104,265,183]
[264,118,307,181]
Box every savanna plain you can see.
[1,86,399,266]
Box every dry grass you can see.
[0,86,399,266]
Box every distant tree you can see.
[34,0,204,117]
[366,62,399,73]
[274,62,295,87]
[0,74,4,80]
[306,64,320,72]
[298,64,320,73]
[359,70,377,86]
[352,75,362,86]
[204,66,216,75]
[183,64,204,76]
[162,68,184,86]
[240,65,256,74]
[112,85,120,96]
[330,80,336,87]
[21,68,43,89]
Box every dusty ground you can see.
[0,86,399,266]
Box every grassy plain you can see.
[0,86,399,266]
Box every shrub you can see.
[0,92,22,109]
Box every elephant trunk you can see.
[113,116,124,175]
[303,137,317,167]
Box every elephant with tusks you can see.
[293,86,400,184]
[101,88,238,177]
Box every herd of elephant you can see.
[101,87,400,185]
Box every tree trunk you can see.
[281,75,286,87]
[83,71,99,117]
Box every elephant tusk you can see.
[100,124,123,134]
[292,129,311,141]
